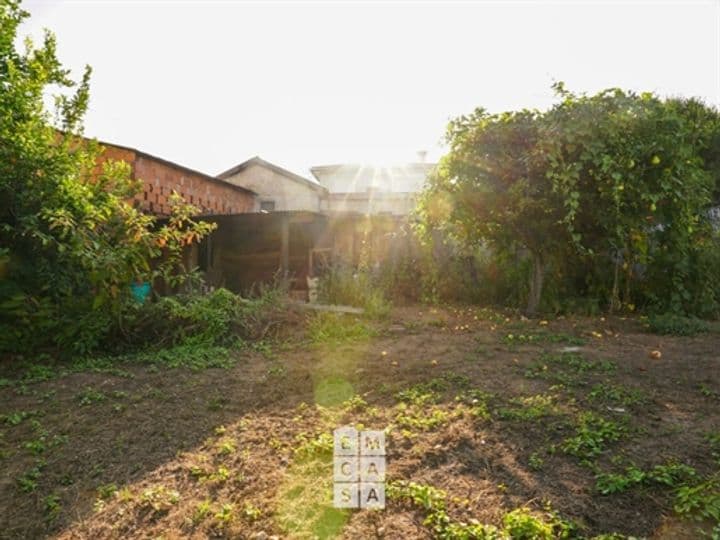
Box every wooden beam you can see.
[280,214,289,275]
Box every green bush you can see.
[0,5,216,358]
[646,313,712,336]
[116,284,288,352]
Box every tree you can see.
[417,108,569,314]
[0,1,214,355]
[418,84,720,316]
[544,85,720,314]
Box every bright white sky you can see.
[21,0,720,178]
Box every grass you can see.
[306,313,377,344]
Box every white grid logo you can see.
[332,427,386,509]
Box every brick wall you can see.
[99,144,256,216]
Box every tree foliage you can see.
[418,83,720,316]
[0,1,215,355]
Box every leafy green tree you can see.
[418,84,720,316]
[417,108,569,314]
[0,1,214,355]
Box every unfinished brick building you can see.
[97,141,257,216]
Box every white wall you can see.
[223,163,323,212]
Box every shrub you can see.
[0,5,216,357]
[646,313,712,336]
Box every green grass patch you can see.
[307,313,377,344]
[646,313,712,336]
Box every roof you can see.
[218,156,327,193]
[97,140,257,197]
[310,162,436,193]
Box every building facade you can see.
[217,157,435,217]
[218,157,327,213]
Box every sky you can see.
[19,0,720,179]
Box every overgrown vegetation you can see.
[317,262,392,318]
[0,2,217,357]
[416,83,720,317]
[388,481,578,539]
[645,313,712,336]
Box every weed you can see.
[214,502,235,525]
[498,394,559,421]
[674,474,720,523]
[24,437,47,455]
[17,460,45,492]
[117,487,133,503]
[23,364,55,383]
[525,352,615,385]
[588,383,646,407]
[218,439,236,455]
[294,432,334,459]
[395,376,455,405]
[242,502,261,522]
[317,263,392,318]
[562,412,623,461]
[97,483,118,500]
[44,493,61,521]
[140,485,180,513]
[595,462,696,494]
[189,465,208,481]
[388,481,576,539]
[192,499,212,525]
[77,387,106,406]
[210,465,231,483]
[267,363,286,377]
[395,386,439,407]
[395,402,451,431]
[342,394,368,412]
[2,410,35,426]
[700,384,720,400]
[707,432,720,464]
[503,331,586,347]
[128,343,235,371]
[528,452,545,471]
[502,507,555,539]
[207,395,228,411]
[455,389,493,421]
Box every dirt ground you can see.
[1,305,718,539]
